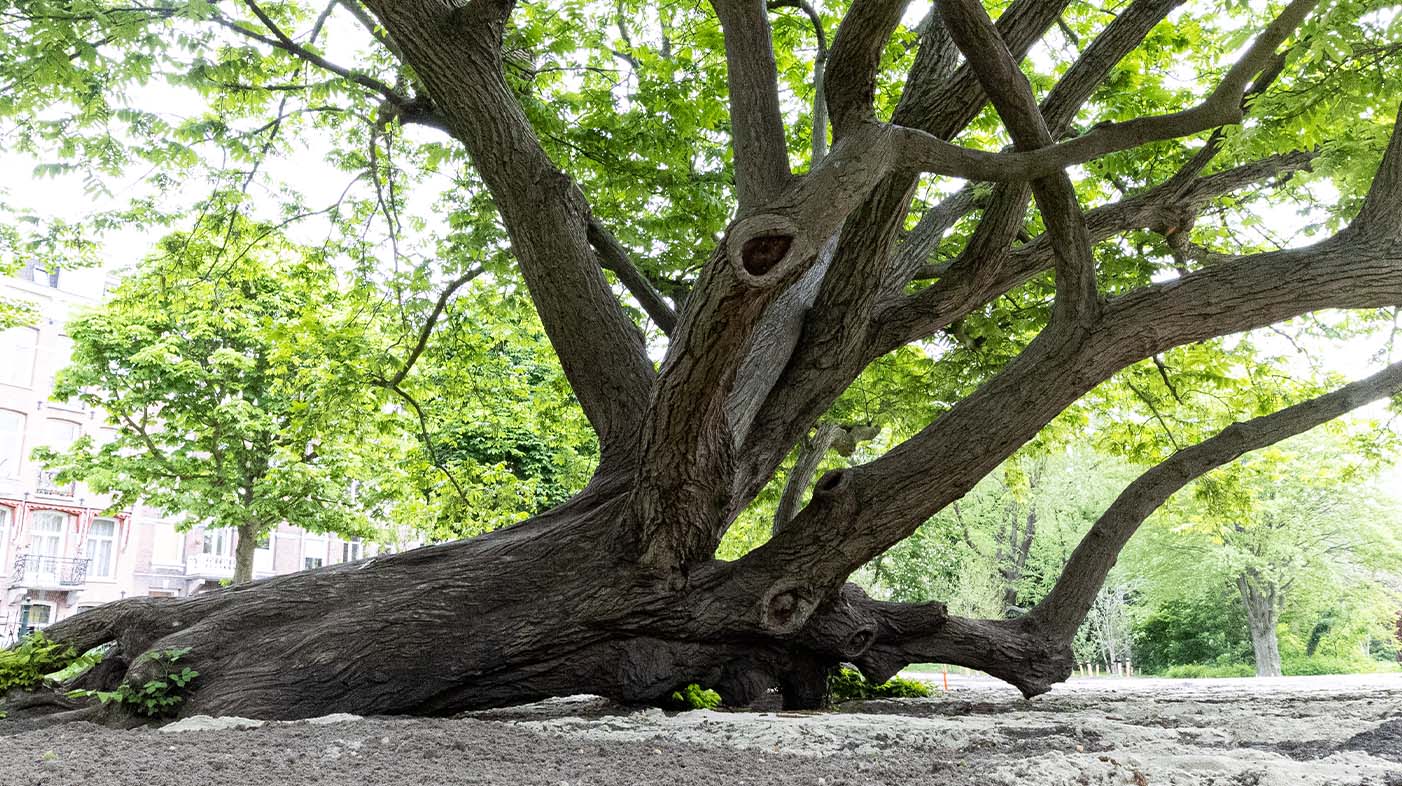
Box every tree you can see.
[1133,434,1402,676]
[35,219,389,583]
[3,0,1402,722]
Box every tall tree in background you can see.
[1135,434,1402,676]
[2,0,1402,722]
[35,220,389,583]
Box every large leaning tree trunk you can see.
[1237,571,1284,678]
[7,0,1402,724]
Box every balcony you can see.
[35,469,75,498]
[185,552,236,579]
[11,555,88,589]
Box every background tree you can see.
[1130,432,1402,676]
[1,0,1401,723]
[36,217,391,583]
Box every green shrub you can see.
[828,667,932,702]
[1133,593,1252,674]
[667,683,721,711]
[0,633,77,693]
[1161,663,1255,678]
[1282,656,1400,676]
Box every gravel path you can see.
[2,673,1399,785]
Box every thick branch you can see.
[873,149,1318,355]
[1031,359,1402,640]
[824,0,909,134]
[1351,103,1402,239]
[360,0,655,467]
[730,0,1173,515]
[733,146,1402,624]
[711,0,792,208]
[899,0,1316,182]
[940,0,1097,324]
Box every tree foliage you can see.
[36,217,391,580]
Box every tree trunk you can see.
[233,523,259,586]
[12,489,998,720]
[1237,573,1282,678]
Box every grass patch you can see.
[1159,657,1400,678]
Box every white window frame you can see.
[44,418,81,450]
[30,511,68,557]
[0,327,39,387]
[0,410,25,478]
[85,518,117,579]
[203,528,233,557]
[340,537,363,563]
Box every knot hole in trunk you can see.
[814,469,849,495]
[740,234,793,276]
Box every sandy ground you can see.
[1,672,1398,785]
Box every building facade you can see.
[1,266,382,644]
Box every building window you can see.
[50,334,74,392]
[0,411,23,479]
[151,522,183,566]
[0,328,39,387]
[86,518,116,578]
[304,557,323,570]
[44,419,81,450]
[22,602,53,631]
[202,528,232,556]
[341,538,363,563]
[19,261,59,288]
[30,511,67,557]
[0,507,10,564]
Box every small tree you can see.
[1133,433,1402,676]
[38,219,388,583]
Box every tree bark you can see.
[1237,572,1283,678]
[232,522,259,586]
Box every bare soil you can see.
[1,673,1398,785]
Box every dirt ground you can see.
[1,672,1398,785]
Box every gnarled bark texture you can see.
[6,0,1402,724]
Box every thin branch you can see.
[898,0,1316,183]
[382,267,485,388]
[587,219,679,335]
[216,2,406,107]
[768,0,829,164]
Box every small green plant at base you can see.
[70,647,198,718]
[828,667,932,702]
[0,632,77,693]
[667,683,722,711]
[45,644,109,684]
